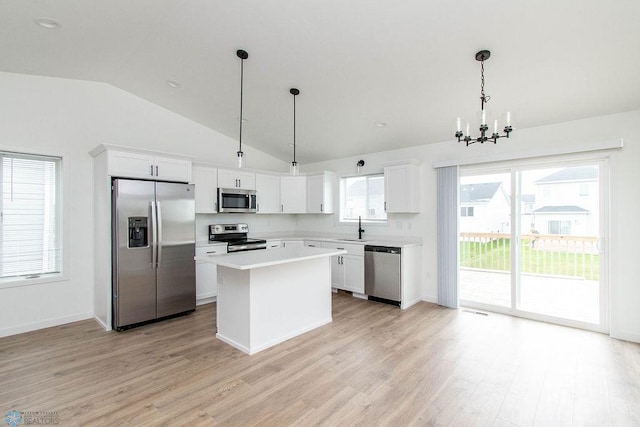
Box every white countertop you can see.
[198,246,346,270]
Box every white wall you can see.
[0,71,288,337]
[303,110,640,343]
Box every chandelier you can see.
[455,50,513,146]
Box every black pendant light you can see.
[455,50,514,146]
[236,49,248,168]
[289,88,300,175]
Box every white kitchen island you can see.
[200,246,346,355]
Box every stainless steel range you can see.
[208,223,267,252]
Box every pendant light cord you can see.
[239,56,244,153]
[293,93,296,163]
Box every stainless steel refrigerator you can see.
[112,178,196,330]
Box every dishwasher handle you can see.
[364,245,401,254]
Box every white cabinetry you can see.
[192,166,218,213]
[384,164,420,213]
[323,242,364,294]
[282,240,304,249]
[280,176,306,213]
[266,240,282,249]
[304,240,324,248]
[218,169,255,190]
[195,244,227,302]
[306,171,335,214]
[255,173,281,214]
[107,150,192,182]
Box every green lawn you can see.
[460,238,599,280]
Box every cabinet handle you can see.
[281,204,284,212]
[257,203,260,212]
[156,165,159,176]
[320,203,323,212]
[214,202,218,212]
[150,165,154,176]
[337,247,345,250]
[384,201,387,211]
[239,179,241,187]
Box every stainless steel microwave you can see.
[217,188,257,213]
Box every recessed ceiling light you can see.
[34,17,61,29]
[166,80,181,88]
[375,121,387,128]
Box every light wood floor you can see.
[1,292,639,426]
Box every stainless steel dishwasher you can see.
[364,245,401,306]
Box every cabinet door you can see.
[108,151,155,179]
[218,169,256,190]
[193,166,218,213]
[195,245,226,300]
[280,176,306,213]
[306,172,334,214]
[343,255,365,293]
[255,174,280,213]
[154,156,192,182]
[384,164,419,213]
[331,255,344,289]
[282,240,304,248]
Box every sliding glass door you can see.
[459,159,607,331]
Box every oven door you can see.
[217,188,257,213]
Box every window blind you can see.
[1,152,61,278]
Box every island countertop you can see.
[198,246,346,270]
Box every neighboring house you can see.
[459,182,510,233]
[532,165,599,235]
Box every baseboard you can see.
[0,312,93,338]
[422,295,438,304]
[610,328,640,344]
[401,297,422,309]
[196,295,217,306]
[93,315,112,332]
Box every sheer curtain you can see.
[436,165,459,308]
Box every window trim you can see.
[339,173,387,223]
[0,146,69,289]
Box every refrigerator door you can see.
[155,182,196,318]
[113,179,157,328]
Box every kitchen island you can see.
[200,246,346,355]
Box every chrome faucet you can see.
[358,216,365,240]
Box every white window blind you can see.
[0,151,61,279]
[340,174,386,221]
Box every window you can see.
[340,174,386,221]
[1,151,62,279]
[579,182,589,196]
[548,220,571,235]
[460,206,474,217]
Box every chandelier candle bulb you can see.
[506,111,512,126]
[466,123,470,137]
[456,117,461,132]
[494,119,498,134]
[481,110,487,125]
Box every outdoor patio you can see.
[460,268,599,324]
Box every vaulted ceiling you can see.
[2,0,639,164]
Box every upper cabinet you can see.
[107,151,192,182]
[280,176,306,213]
[306,171,335,214]
[192,166,218,213]
[218,169,256,190]
[255,173,280,214]
[384,164,420,213]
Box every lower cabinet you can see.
[323,242,364,294]
[195,244,227,301]
[282,240,304,248]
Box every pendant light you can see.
[236,49,248,168]
[289,88,300,175]
[455,50,513,146]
